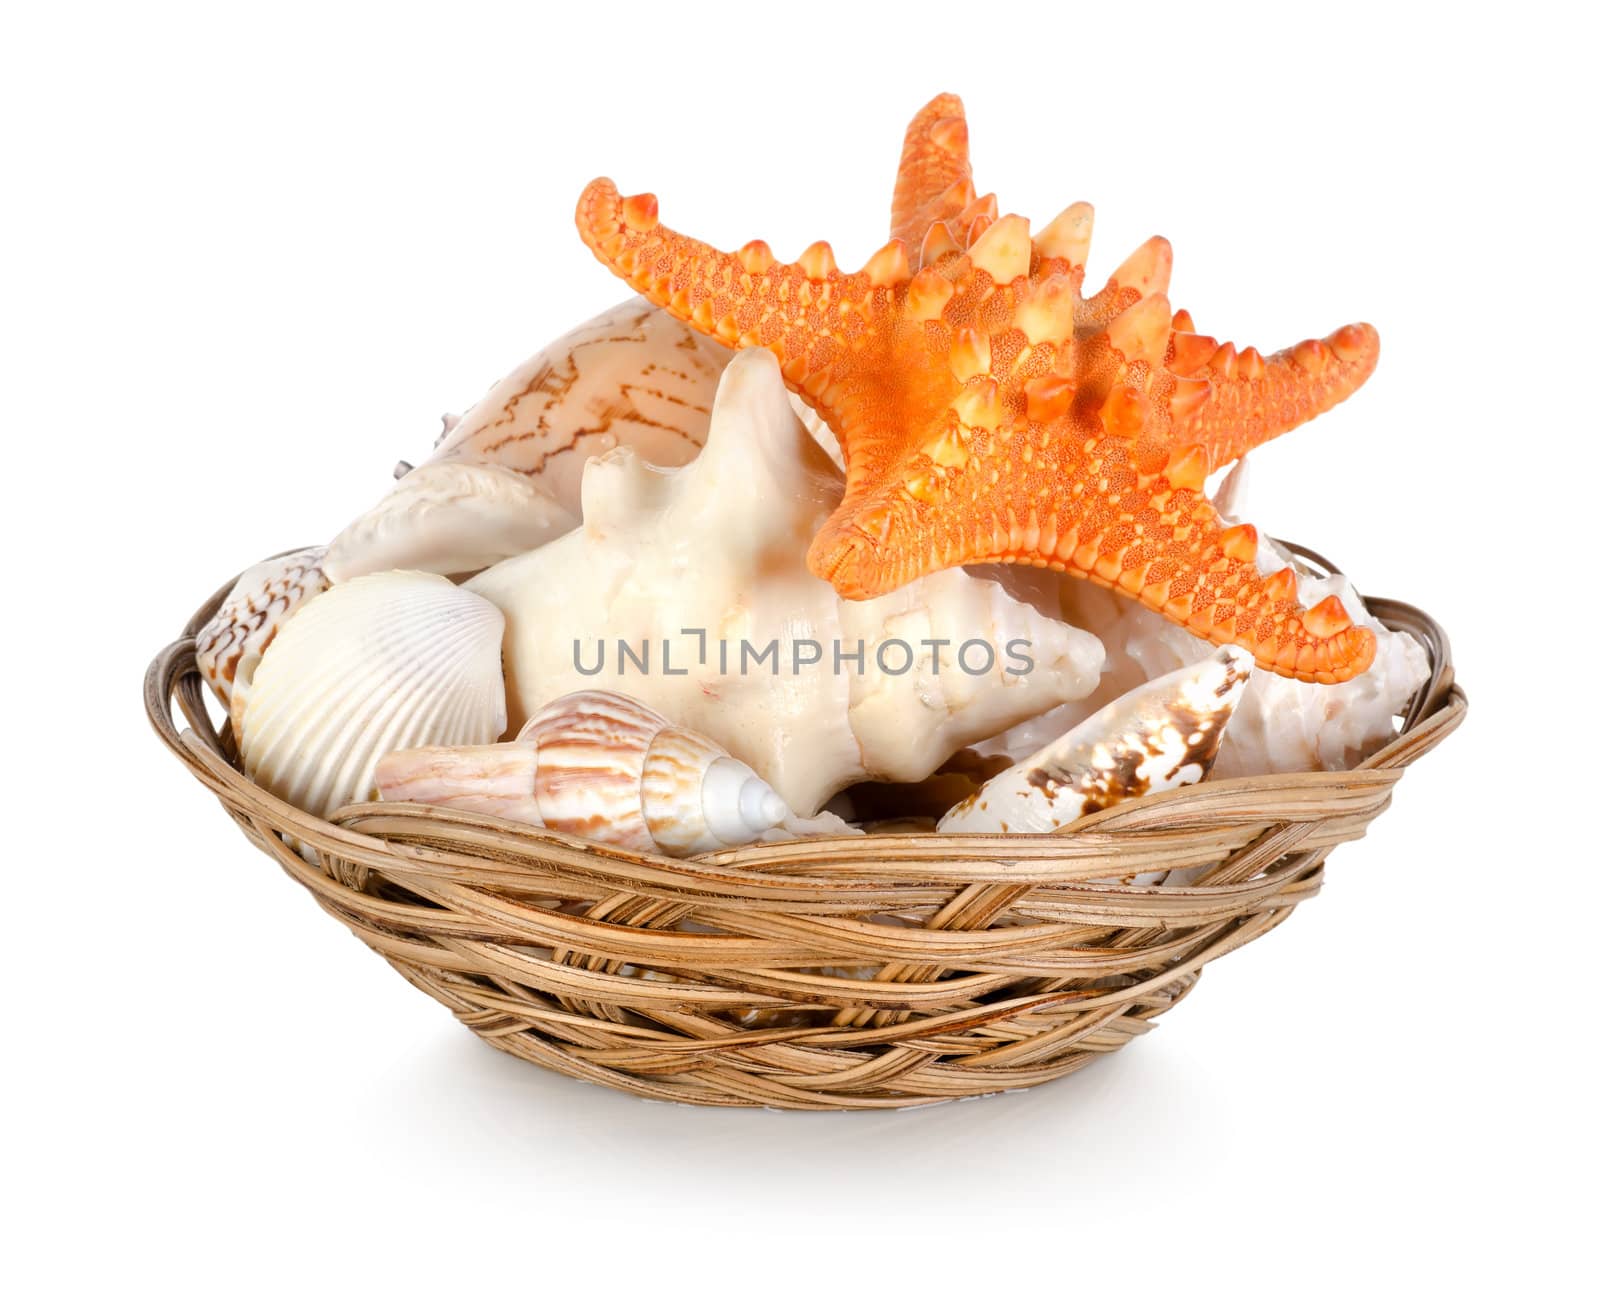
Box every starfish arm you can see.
[1099,499,1379,683]
[890,93,978,251]
[815,437,1377,682]
[576,178,902,405]
[1164,321,1380,467]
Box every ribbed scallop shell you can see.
[240,572,506,818]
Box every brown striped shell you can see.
[522,691,662,852]
[240,572,506,818]
[323,299,732,582]
[195,546,331,732]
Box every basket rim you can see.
[147,542,1466,887]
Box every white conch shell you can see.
[375,690,854,854]
[466,349,1106,815]
[195,547,331,732]
[975,463,1430,778]
[323,299,731,581]
[939,646,1252,834]
[240,571,506,818]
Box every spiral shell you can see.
[525,691,664,850]
[375,690,853,855]
[240,571,506,818]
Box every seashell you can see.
[375,690,854,855]
[195,546,330,733]
[323,298,732,581]
[466,348,1106,815]
[240,571,506,818]
[940,646,1252,834]
[322,461,578,581]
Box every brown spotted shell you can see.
[939,646,1252,834]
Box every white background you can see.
[5,2,1593,1300]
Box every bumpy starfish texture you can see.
[575,94,1381,682]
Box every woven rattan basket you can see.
[147,545,1465,1109]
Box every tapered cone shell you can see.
[384,690,860,853]
[374,743,538,820]
[939,646,1253,834]
[195,546,330,732]
[240,571,507,818]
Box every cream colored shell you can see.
[240,571,506,818]
[466,348,1106,816]
[322,461,577,581]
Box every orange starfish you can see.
[575,94,1380,682]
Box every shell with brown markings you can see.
[194,547,331,732]
[939,646,1252,834]
[323,298,732,580]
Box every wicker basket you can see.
[146,546,1465,1109]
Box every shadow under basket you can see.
[147,546,1466,1110]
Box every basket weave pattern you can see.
[147,556,1464,1109]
